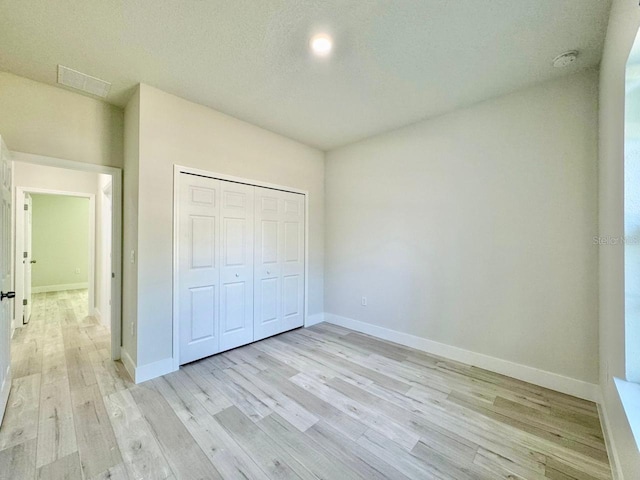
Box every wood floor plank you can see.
[36,378,77,468]
[129,384,220,480]
[304,421,411,480]
[0,438,36,480]
[153,375,268,480]
[104,389,174,480]
[257,368,368,441]
[257,413,362,480]
[225,364,319,432]
[37,451,82,480]
[215,405,315,480]
[0,373,41,450]
[70,384,122,479]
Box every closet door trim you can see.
[172,165,309,371]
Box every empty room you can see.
[0,0,639,479]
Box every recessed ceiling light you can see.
[310,34,333,57]
[552,50,579,68]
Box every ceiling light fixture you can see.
[552,50,578,68]
[310,33,333,57]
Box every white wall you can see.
[125,84,324,369]
[0,72,123,168]
[599,0,640,477]
[325,69,599,385]
[122,88,140,364]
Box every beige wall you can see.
[325,70,599,384]
[0,72,123,168]
[599,0,640,477]
[126,84,325,368]
[31,194,89,288]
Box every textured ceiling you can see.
[0,0,612,150]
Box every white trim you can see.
[305,312,325,327]
[598,398,625,480]
[324,313,600,402]
[32,282,89,293]
[172,165,310,371]
[12,152,123,361]
[121,348,175,384]
[120,348,136,383]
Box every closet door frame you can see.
[172,165,309,371]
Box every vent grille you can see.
[57,65,111,98]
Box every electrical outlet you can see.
[130,250,136,264]
[361,296,367,306]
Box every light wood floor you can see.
[0,290,612,479]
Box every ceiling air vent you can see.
[57,65,111,98]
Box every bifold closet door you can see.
[178,174,221,364]
[218,181,254,351]
[178,175,255,364]
[254,187,305,341]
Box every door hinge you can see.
[23,251,27,258]
[23,299,27,306]
[24,204,28,211]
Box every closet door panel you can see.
[281,191,305,330]
[254,189,283,340]
[178,174,221,364]
[219,182,254,351]
[254,188,304,340]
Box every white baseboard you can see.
[305,312,325,327]
[598,396,624,480]
[324,313,600,402]
[32,282,89,293]
[121,348,176,384]
[135,357,176,384]
[120,348,136,383]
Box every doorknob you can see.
[30,259,36,264]
[235,273,239,278]
[0,291,15,301]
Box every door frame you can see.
[12,152,123,360]
[172,165,310,371]
[15,187,96,325]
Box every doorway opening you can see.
[17,191,94,324]
[11,153,122,359]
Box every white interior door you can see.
[219,181,254,352]
[254,187,304,341]
[23,193,32,324]
[0,138,13,425]
[178,174,221,364]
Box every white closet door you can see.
[254,187,304,341]
[219,181,254,351]
[280,190,305,331]
[178,174,221,364]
